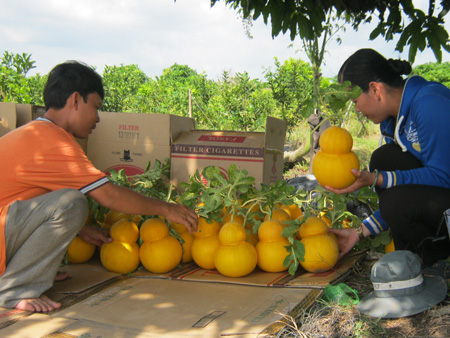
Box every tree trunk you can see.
[307,112,330,173]
[284,135,311,163]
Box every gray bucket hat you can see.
[357,250,448,318]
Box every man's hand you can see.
[164,203,198,234]
[79,225,112,247]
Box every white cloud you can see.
[0,0,449,80]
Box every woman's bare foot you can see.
[55,271,68,282]
[15,295,61,312]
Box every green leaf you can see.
[282,222,300,238]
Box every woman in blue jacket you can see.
[327,48,450,269]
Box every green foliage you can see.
[413,62,450,88]
[134,64,217,125]
[3,48,449,139]
[88,159,176,225]
[361,229,392,253]
[319,80,362,124]
[264,57,314,129]
[0,51,45,104]
[101,64,148,112]
[1,51,36,75]
[212,0,450,64]
[206,71,279,130]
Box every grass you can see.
[260,257,450,338]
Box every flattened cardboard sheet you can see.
[132,251,366,289]
[0,313,75,338]
[50,259,120,294]
[51,278,318,337]
[286,251,366,288]
[0,307,31,330]
[43,319,158,338]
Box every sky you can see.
[1,0,449,81]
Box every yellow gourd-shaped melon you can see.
[214,221,257,277]
[139,218,183,274]
[312,126,360,189]
[191,217,221,270]
[263,208,290,223]
[298,216,339,273]
[256,219,290,273]
[100,219,140,274]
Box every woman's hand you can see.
[323,169,376,195]
[328,227,360,258]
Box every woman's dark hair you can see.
[338,48,412,92]
[43,61,104,111]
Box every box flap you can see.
[264,116,287,151]
[15,104,46,127]
[169,115,195,143]
[0,102,17,137]
[15,104,32,127]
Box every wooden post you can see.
[188,89,192,118]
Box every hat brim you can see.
[357,275,448,319]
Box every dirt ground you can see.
[272,253,450,338]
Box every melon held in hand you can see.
[312,126,360,189]
[297,216,339,273]
[100,219,140,274]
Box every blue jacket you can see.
[363,76,450,235]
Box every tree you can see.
[212,1,450,168]
[211,0,450,63]
[136,64,215,121]
[101,64,148,112]
[207,70,277,131]
[300,10,348,111]
[0,51,45,105]
[413,62,450,87]
[264,57,314,128]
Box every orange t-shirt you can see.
[0,119,108,275]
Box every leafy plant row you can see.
[88,160,386,276]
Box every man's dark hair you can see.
[43,61,105,111]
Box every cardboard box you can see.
[0,102,88,152]
[0,102,46,137]
[87,112,195,176]
[0,102,16,137]
[15,103,46,125]
[170,116,287,189]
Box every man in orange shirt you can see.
[0,61,198,312]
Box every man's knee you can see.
[58,188,87,207]
[53,189,88,225]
